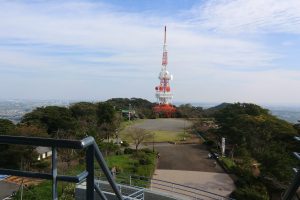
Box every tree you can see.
[97,102,116,125]
[14,124,48,137]
[214,102,299,196]
[125,128,152,152]
[176,104,203,118]
[22,106,77,137]
[106,98,156,119]
[0,119,48,170]
[97,102,119,141]
[70,102,98,138]
[294,121,300,134]
[70,102,97,120]
[0,119,15,135]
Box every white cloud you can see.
[188,0,300,34]
[0,0,298,103]
[0,1,278,73]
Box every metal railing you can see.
[282,136,300,200]
[0,135,124,200]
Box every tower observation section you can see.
[153,26,176,117]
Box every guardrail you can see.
[282,135,300,200]
[0,135,123,200]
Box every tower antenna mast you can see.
[153,26,176,117]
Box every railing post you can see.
[282,169,300,200]
[129,175,132,186]
[86,145,95,200]
[52,147,58,200]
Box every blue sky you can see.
[0,0,299,105]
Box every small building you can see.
[36,147,52,160]
[121,109,136,120]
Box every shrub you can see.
[204,140,215,146]
[132,165,138,173]
[99,142,120,155]
[141,148,153,154]
[121,140,129,147]
[124,148,134,154]
[61,184,75,200]
[137,151,152,165]
[220,157,236,172]
[231,184,269,200]
[115,165,123,173]
[139,157,151,165]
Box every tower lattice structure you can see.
[153,26,176,117]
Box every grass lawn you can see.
[106,154,134,172]
[119,119,144,131]
[105,152,156,188]
[219,157,236,171]
[13,181,70,200]
[148,130,191,142]
[120,129,191,143]
[105,153,156,177]
[14,153,156,199]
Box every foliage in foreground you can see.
[213,103,300,199]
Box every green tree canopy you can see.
[0,119,15,135]
[21,106,77,135]
[215,103,298,182]
[97,102,116,125]
[70,102,97,120]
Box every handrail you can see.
[282,136,300,200]
[0,135,123,200]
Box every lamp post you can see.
[128,104,132,121]
[115,129,119,145]
[152,133,155,152]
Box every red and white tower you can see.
[153,26,176,117]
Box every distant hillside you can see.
[206,102,231,111]
[105,98,155,118]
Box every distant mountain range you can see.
[176,102,300,124]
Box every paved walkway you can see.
[151,143,235,199]
[152,170,235,198]
[155,144,223,172]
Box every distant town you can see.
[0,100,71,123]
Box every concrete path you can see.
[130,119,235,199]
[152,169,235,198]
[151,143,235,199]
[155,144,223,172]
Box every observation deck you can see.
[0,135,298,200]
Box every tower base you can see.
[153,104,176,118]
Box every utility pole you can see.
[128,104,131,121]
